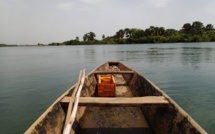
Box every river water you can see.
[0,43,215,133]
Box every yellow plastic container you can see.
[98,75,116,97]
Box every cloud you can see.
[81,0,105,4]
[56,2,73,11]
[150,0,170,8]
[0,1,7,7]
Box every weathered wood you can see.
[94,71,134,74]
[61,96,169,106]
[63,70,82,129]
[25,61,208,134]
[60,96,71,104]
[63,69,85,134]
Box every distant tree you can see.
[192,21,204,34]
[88,32,96,41]
[66,39,80,45]
[116,29,125,39]
[129,28,141,38]
[154,27,160,36]
[129,28,144,38]
[63,21,215,45]
[205,24,214,31]
[135,29,145,38]
[124,28,131,38]
[159,27,165,36]
[153,27,165,36]
[83,34,87,41]
[102,34,105,39]
[207,31,215,41]
[182,23,192,34]
[144,28,151,36]
[149,26,155,36]
[0,43,7,46]
[192,21,204,29]
[143,26,158,36]
[164,29,177,36]
[83,32,96,42]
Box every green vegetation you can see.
[0,44,7,47]
[0,44,17,47]
[50,21,214,45]
[2,21,215,46]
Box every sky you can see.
[1,0,215,45]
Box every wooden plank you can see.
[61,96,169,106]
[60,96,71,103]
[63,69,85,134]
[94,71,134,74]
[63,70,82,129]
[79,96,169,106]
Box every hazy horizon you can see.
[1,0,215,45]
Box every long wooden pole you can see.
[64,70,82,128]
[63,69,85,134]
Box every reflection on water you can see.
[180,47,215,69]
[0,43,215,133]
[84,48,96,63]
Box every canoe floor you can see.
[78,73,152,134]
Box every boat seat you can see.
[60,96,169,107]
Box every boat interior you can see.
[61,61,169,134]
[26,61,205,134]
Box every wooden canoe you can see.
[25,61,207,134]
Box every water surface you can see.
[0,43,215,133]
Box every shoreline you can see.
[1,41,214,47]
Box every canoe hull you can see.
[25,61,207,134]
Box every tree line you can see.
[0,43,17,47]
[48,21,215,45]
